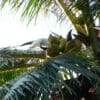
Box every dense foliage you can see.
[0,0,100,100]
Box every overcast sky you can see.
[0,6,73,48]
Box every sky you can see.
[0,5,73,48]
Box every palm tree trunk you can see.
[83,1,97,57]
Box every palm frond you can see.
[0,0,52,23]
[0,68,27,86]
[0,53,99,100]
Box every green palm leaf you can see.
[0,68,27,86]
[0,53,99,100]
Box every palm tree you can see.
[0,0,100,100]
[0,50,99,100]
[0,34,99,100]
[1,0,100,55]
